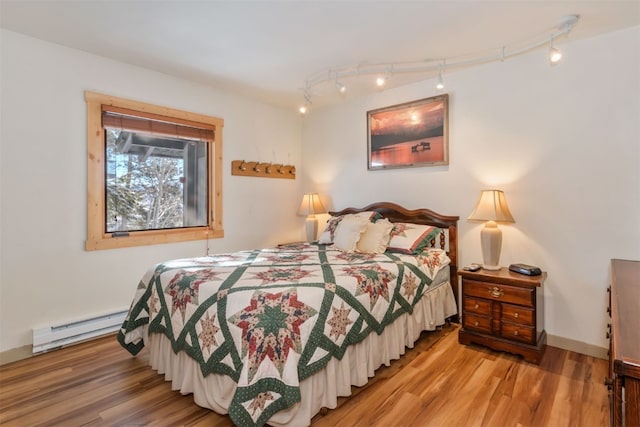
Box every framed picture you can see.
[367,94,449,170]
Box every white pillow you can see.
[356,218,394,254]
[332,214,370,252]
[318,211,380,244]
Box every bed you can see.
[118,202,459,427]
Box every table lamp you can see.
[298,193,326,242]
[468,189,515,270]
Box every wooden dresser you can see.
[606,259,640,427]
[458,267,546,364]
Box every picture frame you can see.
[367,94,449,170]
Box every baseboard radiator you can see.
[32,309,128,354]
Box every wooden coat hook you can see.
[231,160,295,179]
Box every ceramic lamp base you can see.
[480,221,502,270]
[304,216,318,242]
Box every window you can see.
[85,92,223,250]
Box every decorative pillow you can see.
[317,211,382,244]
[416,248,451,280]
[386,223,441,255]
[356,218,394,254]
[317,216,342,244]
[332,215,371,252]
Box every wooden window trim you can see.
[85,91,224,251]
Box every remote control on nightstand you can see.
[463,263,481,272]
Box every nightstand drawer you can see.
[501,303,534,326]
[463,297,492,315]
[463,312,492,334]
[501,322,534,344]
[464,279,534,307]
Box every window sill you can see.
[85,227,224,251]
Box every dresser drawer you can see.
[463,296,492,315]
[464,279,534,307]
[501,322,535,344]
[463,312,492,334]
[501,303,534,326]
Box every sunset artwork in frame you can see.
[367,94,449,170]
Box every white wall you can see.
[301,27,640,350]
[1,26,638,355]
[0,30,304,352]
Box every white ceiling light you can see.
[436,72,444,90]
[549,36,563,64]
[335,81,347,93]
[549,46,562,64]
[299,89,312,115]
[298,14,580,112]
[436,61,445,90]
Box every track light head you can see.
[376,76,386,87]
[549,36,562,65]
[436,71,444,90]
[335,81,346,94]
[299,90,312,114]
[549,47,562,64]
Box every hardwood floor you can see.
[0,324,609,426]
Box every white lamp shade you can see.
[297,193,326,216]
[468,190,515,223]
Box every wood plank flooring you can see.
[0,324,609,426]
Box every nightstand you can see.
[458,267,547,364]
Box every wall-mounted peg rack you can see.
[231,160,296,179]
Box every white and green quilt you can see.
[118,243,450,426]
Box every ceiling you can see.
[1,1,638,111]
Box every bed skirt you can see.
[143,279,457,427]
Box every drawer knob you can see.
[474,321,479,326]
[514,312,519,318]
[489,286,504,298]
[513,330,519,336]
[474,304,479,309]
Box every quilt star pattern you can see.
[118,243,449,427]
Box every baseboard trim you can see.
[1,332,120,366]
[0,344,33,366]
[2,333,608,366]
[547,334,608,360]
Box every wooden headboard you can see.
[329,202,459,321]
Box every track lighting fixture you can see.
[297,14,580,113]
[299,89,312,115]
[549,46,562,64]
[549,36,562,64]
[436,72,444,90]
[376,68,392,88]
[436,62,445,90]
